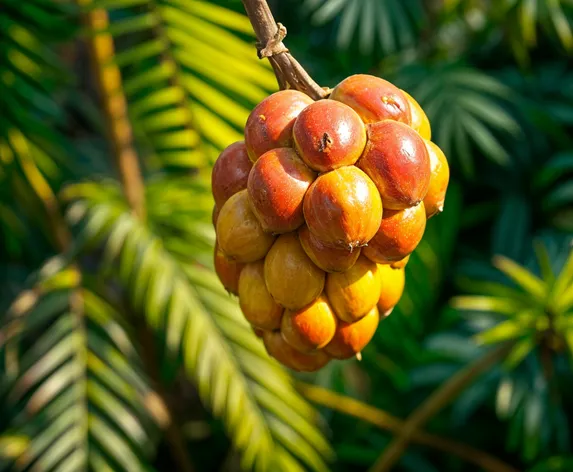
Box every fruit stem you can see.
[298,382,518,472]
[241,0,330,100]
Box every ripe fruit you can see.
[211,141,252,208]
[244,90,314,162]
[324,305,379,359]
[423,140,450,218]
[303,166,382,249]
[238,261,283,330]
[326,255,382,323]
[264,233,325,310]
[330,74,411,125]
[402,90,431,141]
[247,148,316,233]
[263,331,330,372]
[293,100,367,172]
[377,264,406,315]
[281,295,337,352]
[214,243,244,295]
[212,205,220,228]
[363,203,426,263]
[390,255,410,270]
[298,225,361,273]
[359,120,431,210]
[216,190,275,262]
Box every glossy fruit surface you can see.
[401,90,431,140]
[330,74,411,125]
[264,233,325,310]
[324,305,379,359]
[363,203,426,263]
[247,147,316,233]
[303,166,382,250]
[377,264,405,315]
[298,225,361,273]
[211,141,252,208]
[390,255,410,270]
[244,90,314,162]
[293,100,367,172]
[238,261,283,330]
[423,140,450,218]
[214,243,244,295]
[263,331,330,372]
[216,190,275,262]
[326,255,382,322]
[359,120,430,210]
[281,295,337,352]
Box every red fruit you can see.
[264,233,325,311]
[330,74,411,125]
[247,148,316,233]
[325,255,382,323]
[324,305,379,359]
[238,261,283,330]
[298,225,361,273]
[377,264,405,315]
[363,203,426,263]
[263,331,330,372]
[303,166,382,250]
[211,141,252,208]
[244,90,314,162]
[281,295,337,352]
[359,120,431,210]
[214,243,244,295]
[423,140,450,219]
[402,90,431,140]
[216,190,276,263]
[293,100,367,172]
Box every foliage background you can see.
[1,0,572,471]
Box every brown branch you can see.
[77,2,194,471]
[298,383,518,472]
[369,343,515,472]
[241,0,329,100]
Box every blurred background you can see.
[1,0,573,471]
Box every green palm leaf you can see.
[63,179,334,471]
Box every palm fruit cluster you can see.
[211,74,450,372]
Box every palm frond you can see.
[1,267,164,471]
[62,179,334,471]
[95,0,277,168]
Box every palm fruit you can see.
[324,305,379,360]
[401,90,431,140]
[298,225,361,273]
[423,140,450,218]
[377,264,406,316]
[211,141,252,208]
[263,331,330,372]
[214,243,244,295]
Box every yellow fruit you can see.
[377,264,406,315]
[401,89,431,140]
[238,261,283,330]
[264,233,325,310]
[216,190,275,263]
[325,255,382,322]
[324,305,379,359]
[281,295,337,352]
[263,331,330,372]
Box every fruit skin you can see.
[303,166,382,250]
[358,120,431,210]
[247,148,316,234]
[330,74,411,125]
[363,203,426,263]
[263,331,330,372]
[252,327,265,338]
[377,264,405,315]
[390,255,410,270]
[293,100,367,172]
[298,225,361,273]
[401,90,431,141]
[281,295,337,352]
[214,243,244,295]
[324,305,379,359]
[326,255,382,323]
[216,190,276,263]
[423,140,450,219]
[212,205,220,228]
[211,141,253,208]
[239,261,283,330]
[264,233,325,310]
[244,90,314,162]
